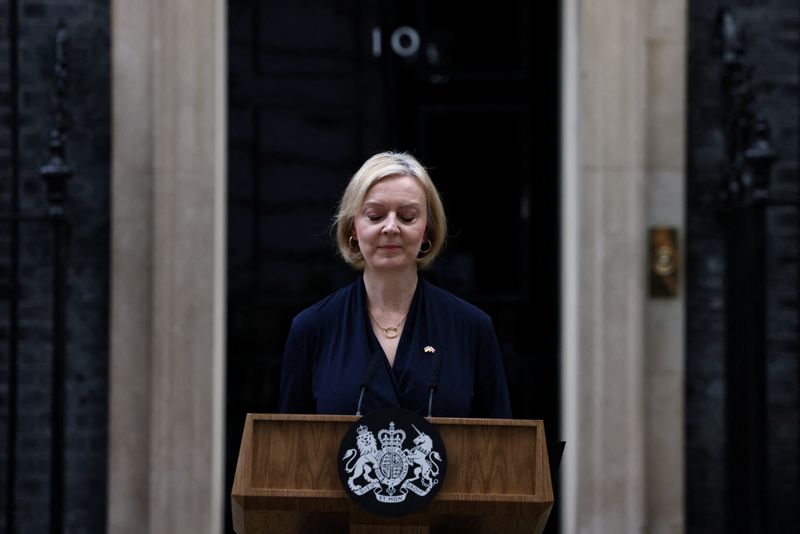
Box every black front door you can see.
[227,0,559,530]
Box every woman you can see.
[278,152,512,418]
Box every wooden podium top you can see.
[232,414,553,534]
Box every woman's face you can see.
[353,174,428,273]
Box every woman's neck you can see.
[362,268,418,312]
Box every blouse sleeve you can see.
[277,315,316,414]
[470,315,513,418]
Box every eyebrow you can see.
[362,200,421,209]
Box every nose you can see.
[382,213,400,234]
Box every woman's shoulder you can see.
[421,278,493,326]
[291,278,359,329]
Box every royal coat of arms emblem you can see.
[338,408,447,516]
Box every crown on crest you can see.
[356,425,370,436]
[378,422,406,448]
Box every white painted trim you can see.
[211,0,228,530]
[559,1,581,532]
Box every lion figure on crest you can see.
[342,426,379,491]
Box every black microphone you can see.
[356,349,384,416]
[426,350,443,418]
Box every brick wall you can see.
[687,1,799,532]
[0,1,110,532]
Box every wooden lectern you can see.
[231,414,553,534]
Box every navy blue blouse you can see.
[277,276,512,418]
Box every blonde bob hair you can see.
[334,152,447,270]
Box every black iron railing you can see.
[2,18,72,534]
[716,8,798,533]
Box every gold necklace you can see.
[368,309,408,339]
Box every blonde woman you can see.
[278,152,511,418]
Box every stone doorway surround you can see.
[561,0,686,532]
[107,0,685,532]
[108,0,227,532]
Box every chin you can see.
[369,258,416,271]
